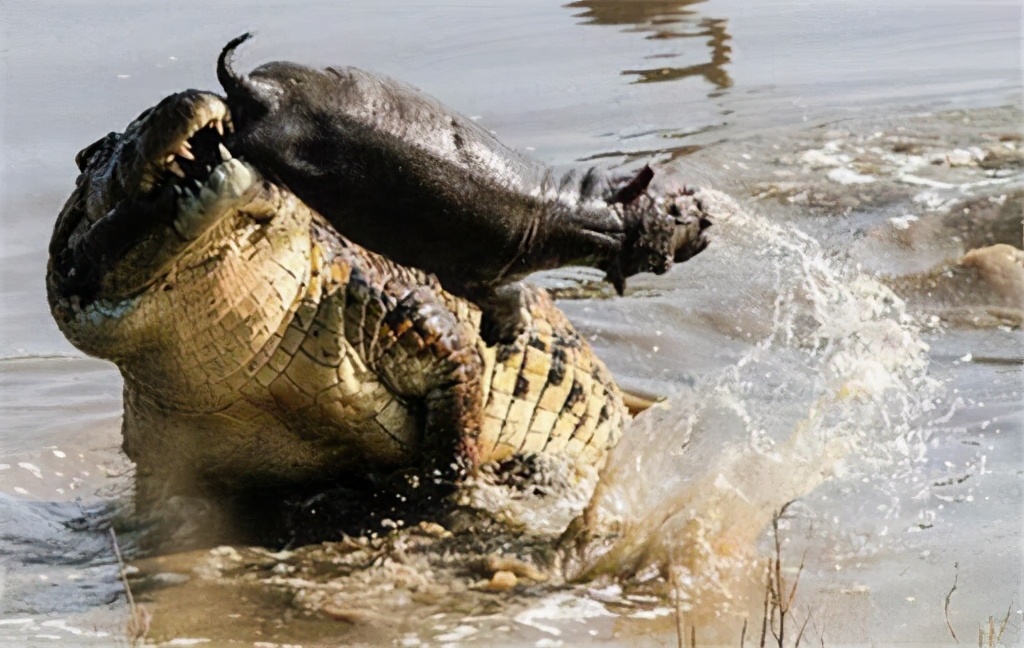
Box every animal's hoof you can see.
[608,165,655,206]
[474,283,531,346]
[667,189,712,263]
[479,307,528,346]
[601,185,712,293]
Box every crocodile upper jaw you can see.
[49,92,272,304]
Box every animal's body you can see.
[218,34,710,342]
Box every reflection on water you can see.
[577,126,712,164]
[566,0,732,91]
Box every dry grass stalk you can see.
[671,566,685,648]
[977,601,1012,647]
[759,501,809,648]
[944,562,960,643]
[669,565,698,648]
[654,502,820,647]
[108,528,151,646]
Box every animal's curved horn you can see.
[217,33,272,118]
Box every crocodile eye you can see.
[74,148,92,172]
[75,132,118,171]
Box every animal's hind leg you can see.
[471,281,533,346]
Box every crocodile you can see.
[46,89,711,531]
[217,34,711,342]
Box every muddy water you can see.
[1,0,1021,646]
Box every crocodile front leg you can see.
[372,285,484,470]
[341,256,485,481]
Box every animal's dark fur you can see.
[218,35,708,341]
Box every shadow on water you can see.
[566,0,733,91]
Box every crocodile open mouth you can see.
[49,92,275,305]
[169,120,234,182]
[137,97,260,240]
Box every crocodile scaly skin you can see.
[46,91,626,502]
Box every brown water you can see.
[1,1,1021,646]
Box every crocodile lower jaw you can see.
[173,157,258,240]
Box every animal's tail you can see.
[217,32,272,119]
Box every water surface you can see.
[1,0,1021,645]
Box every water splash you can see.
[563,189,942,610]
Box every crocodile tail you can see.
[619,388,666,416]
[217,33,272,119]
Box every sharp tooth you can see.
[174,185,184,196]
[218,143,232,160]
[176,144,195,161]
[164,154,175,165]
[205,165,213,173]
[213,119,224,136]
[169,161,186,178]
[200,186,218,203]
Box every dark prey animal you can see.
[218,34,710,342]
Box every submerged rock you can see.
[887,243,1024,328]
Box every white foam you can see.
[514,592,614,636]
[889,214,919,230]
[18,463,42,479]
[570,189,939,605]
[434,625,477,642]
[828,167,876,185]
